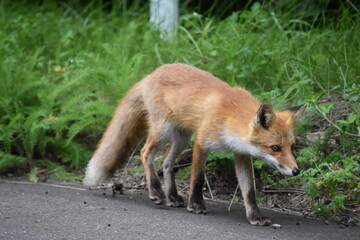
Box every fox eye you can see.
[271,145,282,152]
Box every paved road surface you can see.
[1,179,359,240]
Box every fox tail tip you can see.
[83,159,112,187]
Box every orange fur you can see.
[83,63,306,225]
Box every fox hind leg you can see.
[234,154,271,226]
[163,128,191,207]
[141,128,167,205]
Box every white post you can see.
[150,0,179,41]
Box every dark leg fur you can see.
[187,142,207,214]
[187,171,206,213]
[163,129,190,207]
[141,133,165,205]
[235,154,271,226]
[149,172,165,205]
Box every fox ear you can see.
[254,103,275,129]
[288,103,307,123]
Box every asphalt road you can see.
[1,179,359,240]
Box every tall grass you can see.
[0,1,358,174]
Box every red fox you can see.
[84,63,306,226]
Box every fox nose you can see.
[292,168,300,176]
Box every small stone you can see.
[272,223,282,229]
[107,224,111,227]
[296,222,301,225]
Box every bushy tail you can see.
[83,84,146,186]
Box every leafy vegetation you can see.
[0,1,359,219]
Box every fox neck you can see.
[219,129,280,169]
[220,130,258,155]
[214,110,278,164]
[204,113,257,154]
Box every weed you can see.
[175,166,192,184]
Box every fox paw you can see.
[187,201,206,214]
[166,195,184,207]
[149,189,165,205]
[248,215,271,226]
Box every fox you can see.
[83,63,306,226]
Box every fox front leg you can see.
[234,154,271,226]
[187,141,207,214]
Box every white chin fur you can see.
[262,154,294,176]
[83,159,111,186]
[277,165,294,176]
[215,131,295,177]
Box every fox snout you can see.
[276,160,300,177]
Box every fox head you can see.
[249,103,307,177]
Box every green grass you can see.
[0,1,359,218]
